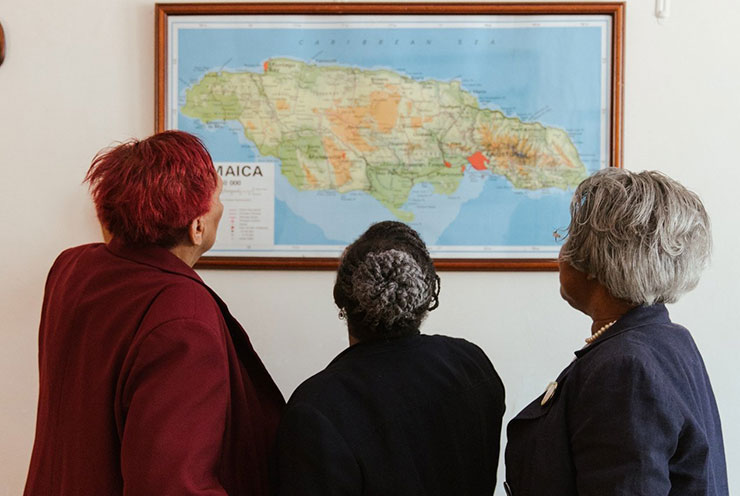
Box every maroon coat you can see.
[25,239,285,496]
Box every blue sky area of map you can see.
[175,24,604,248]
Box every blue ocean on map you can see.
[437,178,573,248]
[273,164,493,246]
[176,22,605,250]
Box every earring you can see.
[338,308,347,320]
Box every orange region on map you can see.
[302,164,319,188]
[369,90,401,133]
[322,136,351,187]
[467,151,489,171]
[325,106,376,153]
[263,61,269,72]
[444,161,452,168]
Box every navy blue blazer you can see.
[505,304,728,495]
[277,333,505,496]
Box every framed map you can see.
[155,2,624,270]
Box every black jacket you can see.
[505,304,728,495]
[277,333,505,495]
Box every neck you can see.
[169,244,202,268]
[588,299,636,334]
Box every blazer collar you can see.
[574,303,671,358]
[329,332,422,365]
[106,238,205,285]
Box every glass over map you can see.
[165,14,612,259]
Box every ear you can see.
[188,215,206,247]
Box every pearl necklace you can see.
[584,320,617,345]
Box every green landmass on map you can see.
[182,58,587,221]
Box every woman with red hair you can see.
[25,131,284,496]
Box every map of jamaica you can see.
[181,58,587,223]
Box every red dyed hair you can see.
[85,131,218,247]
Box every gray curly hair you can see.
[352,249,432,329]
[561,168,712,305]
[334,221,440,341]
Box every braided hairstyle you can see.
[334,221,440,342]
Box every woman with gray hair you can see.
[505,168,728,495]
[277,221,505,496]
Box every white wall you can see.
[1,1,738,494]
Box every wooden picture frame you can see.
[156,2,624,270]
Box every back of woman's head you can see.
[85,131,217,248]
[561,168,712,305]
[334,221,440,342]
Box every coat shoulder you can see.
[143,277,222,331]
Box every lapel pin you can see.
[541,381,558,406]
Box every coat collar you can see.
[106,238,205,285]
[514,305,674,417]
[574,303,672,358]
[329,332,422,365]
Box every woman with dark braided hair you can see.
[277,221,505,496]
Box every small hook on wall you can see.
[656,0,671,19]
[0,22,5,67]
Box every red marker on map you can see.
[444,161,452,168]
[467,151,489,171]
[263,61,269,72]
